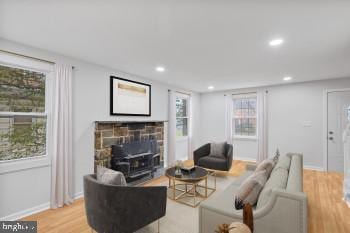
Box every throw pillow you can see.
[234,170,268,209]
[255,159,275,176]
[228,223,252,233]
[96,166,127,186]
[210,142,226,156]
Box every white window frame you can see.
[232,93,258,140]
[0,52,53,174]
[175,93,190,141]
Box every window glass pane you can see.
[248,98,256,116]
[0,65,45,112]
[241,119,249,136]
[234,99,242,116]
[241,108,249,117]
[233,96,257,137]
[234,119,242,135]
[176,118,188,137]
[0,116,46,161]
[241,99,248,109]
[248,118,256,136]
[176,97,187,117]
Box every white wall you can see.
[200,78,350,169]
[0,38,201,219]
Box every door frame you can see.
[323,88,350,172]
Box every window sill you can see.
[233,136,258,141]
[0,155,51,175]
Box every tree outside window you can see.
[176,96,189,137]
[0,64,47,161]
[233,95,257,137]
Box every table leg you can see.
[214,172,217,189]
[173,178,176,200]
[205,177,208,197]
[193,183,196,206]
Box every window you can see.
[176,94,189,137]
[233,94,257,138]
[0,64,47,161]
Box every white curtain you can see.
[167,90,177,167]
[225,94,233,145]
[50,64,73,209]
[187,95,193,160]
[257,90,268,163]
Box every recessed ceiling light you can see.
[208,86,214,90]
[269,38,284,46]
[283,76,292,81]
[155,66,165,72]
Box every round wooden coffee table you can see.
[165,166,215,207]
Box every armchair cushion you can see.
[210,142,227,157]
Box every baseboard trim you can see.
[234,157,256,163]
[304,165,324,171]
[0,191,85,221]
[0,202,50,221]
[74,191,84,200]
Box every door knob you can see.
[329,137,334,140]
[329,131,333,135]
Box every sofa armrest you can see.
[199,188,307,233]
[194,143,210,165]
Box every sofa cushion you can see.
[96,166,126,186]
[256,167,289,209]
[198,156,227,170]
[210,142,226,156]
[272,155,291,172]
[234,170,269,209]
[255,158,275,176]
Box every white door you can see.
[327,91,350,172]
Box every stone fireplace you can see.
[94,121,165,171]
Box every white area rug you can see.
[136,175,238,233]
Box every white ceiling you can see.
[1,0,350,92]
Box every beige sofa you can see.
[199,153,307,233]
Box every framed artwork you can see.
[110,76,151,116]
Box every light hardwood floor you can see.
[22,160,350,233]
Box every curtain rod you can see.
[0,49,75,69]
[168,89,191,96]
[224,91,256,96]
[224,90,268,96]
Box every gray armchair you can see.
[84,175,167,233]
[193,143,233,171]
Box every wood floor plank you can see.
[21,160,350,233]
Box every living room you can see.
[0,1,350,233]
